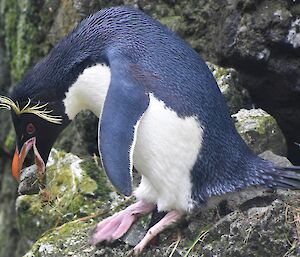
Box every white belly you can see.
[133,94,204,212]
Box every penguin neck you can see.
[63,63,111,119]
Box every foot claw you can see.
[126,249,134,257]
[131,210,182,254]
[126,247,142,256]
[133,245,143,256]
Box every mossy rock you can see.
[22,150,300,257]
[208,62,252,114]
[233,108,287,156]
[16,149,124,243]
[200,198,299,257]
[23,187,300,257]
[24,219,97,257]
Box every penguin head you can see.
[9,99,70,181]
[3,7,110,181]
[5,41,76,181]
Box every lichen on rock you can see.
[286,17,300,48]
[16,149,123,244]
[22,148,300,257]
[208,62,252,114]
[200,199,299,257]
[24,220,97,257]
[233,108,287,156]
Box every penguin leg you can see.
[90,200,155,244]
[133,210,182,255]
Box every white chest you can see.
[63,63,111,119]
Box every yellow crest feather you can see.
[0,96,63,124]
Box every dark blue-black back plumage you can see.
[12,6,300,204]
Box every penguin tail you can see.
[261,164,300,190]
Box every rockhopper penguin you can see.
[2,6,300,254]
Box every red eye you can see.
[26,123,36,135]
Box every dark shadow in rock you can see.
[239,195,278,212]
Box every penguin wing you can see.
[99,61,150,196]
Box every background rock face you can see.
[150,0,300,165]
[189,0,300,165]
[0,0,299,256]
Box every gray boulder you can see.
[233,108,287,156]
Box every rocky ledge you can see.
[20,150,300,257]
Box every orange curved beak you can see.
[12,148,20,181]
[11,137,45,182]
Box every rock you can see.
[16,149,125,246]
[21,149,300,257]
[259,150,292,167]
[193,0,300,165]
[18,165,40,195]
[286,18,300,48]
[24,220,99,257]
[0,38,10,93]
[21,150,300,257]
[54,111,98,156]
[24,181,300,257]
[233,108,287,155]
[200,198,300,257]
[0,2,19,256]
[0,161,25,257]
[24,218,173,257]
[208,62,252,114]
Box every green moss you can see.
[256,115,275,135]
[16,195,48,241]
[208,64,229,80]
[78,175,97,195]
[4,0,18,80]
[4,127,16,151]
[80,159,101,181]
[159,16,183,32]
[3,0,60,83]
[234,110,286,155]
[80,159,113,199]
[25,219,95,257]
[16,151,118,242]
[4,0,38,82]
[14,1,36,80]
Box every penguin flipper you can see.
[99,63,149,196]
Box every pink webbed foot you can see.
[90,200,155,245]
[133,210,182,255]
